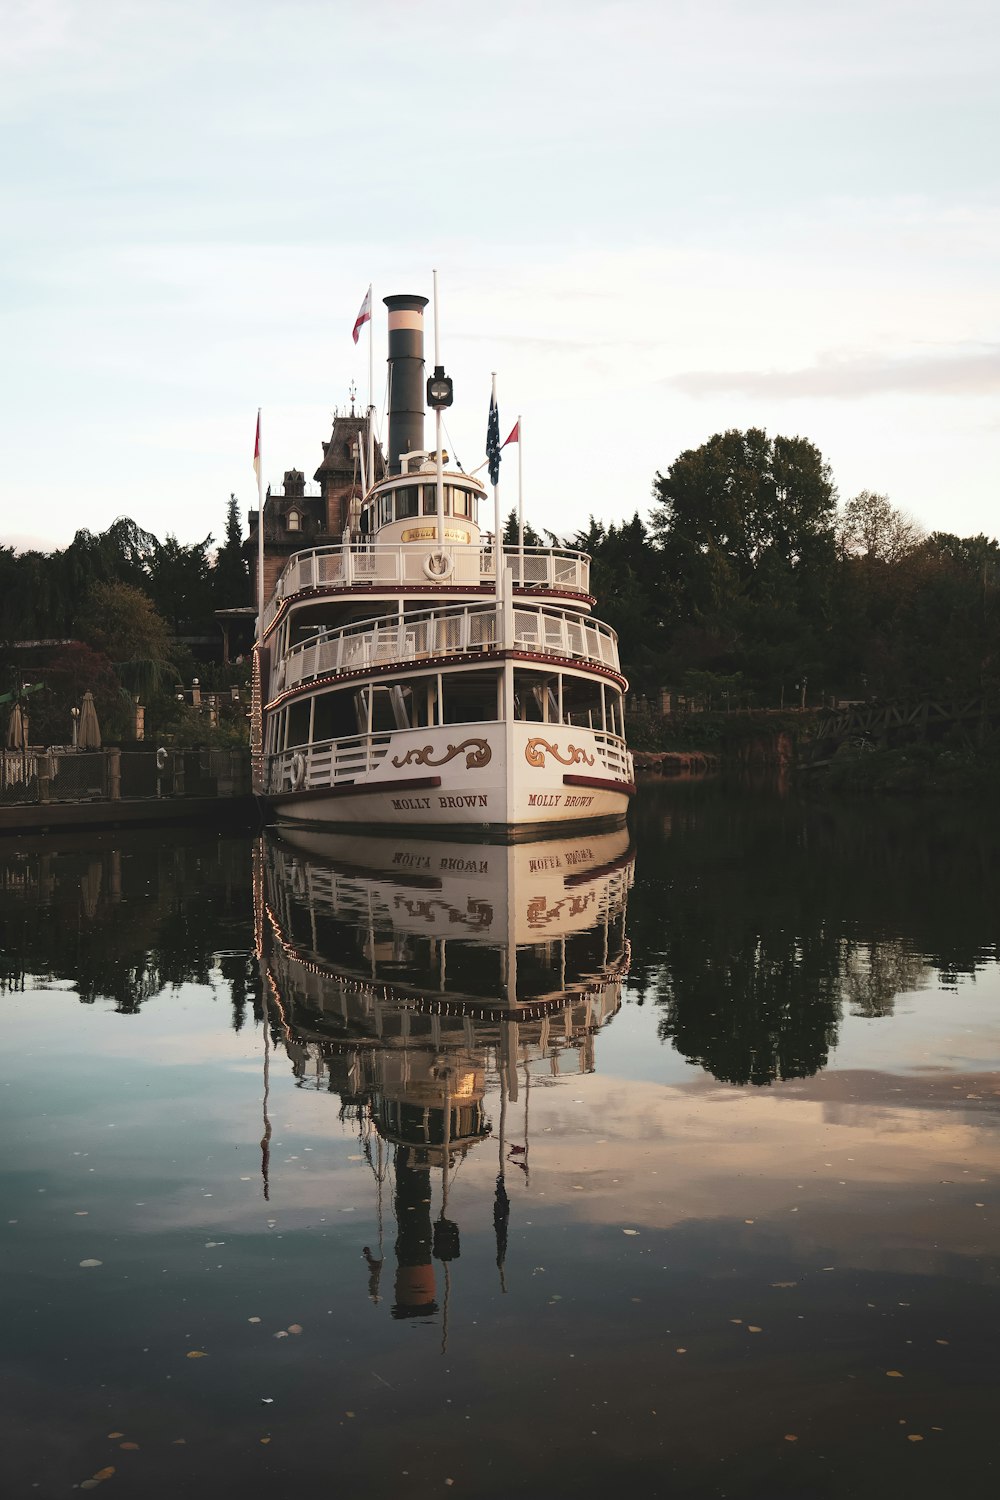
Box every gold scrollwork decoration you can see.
[392,737,492,770]
[524,737,596,769]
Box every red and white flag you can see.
[253,410,261,484]
[352,286,372,345]
[502,421,519,448]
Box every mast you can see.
[433,270,445,550]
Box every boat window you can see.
[287,699,311,747]
[562,676,605,730]
[394,486,419,519]
[422,484,437,516]
[441,670,501,725]
[450,487,473,518]
[312,687,361,743]
[513,670,559,723]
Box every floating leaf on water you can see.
[248,1317,261,1324]
[79,1259,103,1268]
[94,1467,116,1480]
[730,1319,742,1325]
[107,1432,124,1439]
[186,1350,208,1359]
[75,1211,89,1216]
[273,1330,289,1339]
[345,1411,355,1418]
[261,1398,274,1404]
[622,1229,639,1236]
[260,1437,271,1445]
[908,1434,924,1442]
[744,1219,754,1225]
[771,1282,797,1289]
[936,1339,949,1345]
[886,1370,904,1378]
[288,1324,303,1335]
[784,1435,797,1443]
[205,1242,225,1248]
[172,1439,186,1445]
[748,1326,763,1334]
[119,1442,139,1450]
[675,1347,687,1354]
[81,1481,101,1490]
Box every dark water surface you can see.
[2,784,998,1499]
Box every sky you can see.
[2,0,999,554]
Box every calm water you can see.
[2,784,998,1499]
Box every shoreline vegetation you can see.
[4,428,999,793]
[631,707,1000,795]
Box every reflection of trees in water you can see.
[628,784,1000,1085]
[840,938,929,1019]
[0,833,257,1014]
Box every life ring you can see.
[290,753,306,790]
[156,747,168,771]
[423,551,454,580]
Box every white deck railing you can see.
[275,602,620,693]
[263,543,590,632]
[267,725,630,795]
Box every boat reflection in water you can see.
[257,826,633,1323]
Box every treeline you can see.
[0,497,250,745]
[529,428,1000,710]
[5,427,999,746]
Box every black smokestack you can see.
[384,293,429,475]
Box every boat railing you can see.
[268,731,394,794]
[278,601,620,692]
[267,725,630,797]
[586,730,633,782]
[263,543,591,632]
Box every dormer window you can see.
[287,509,301,532]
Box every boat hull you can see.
[265,721,633,840]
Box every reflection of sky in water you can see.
[3,798,1000,1498]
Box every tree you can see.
[836,490,922,563]
[77,582,177,699]
[502,508,542,548]
[213,494,250,609]
[147,534,213,635]
[649,429,837,697]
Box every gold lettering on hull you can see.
[524,737,596,768]
[400,526,470,544]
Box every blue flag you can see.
[486,390,501,486]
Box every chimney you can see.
[383,293,428,474]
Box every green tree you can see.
[649,429,837,699]
[147,534,213,635]
[77,581,177,700]
[836,490,922,563]
[212,494,250,609]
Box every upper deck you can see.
[263,541,592,635]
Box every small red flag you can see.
[353,286,371,345]
[502,421,519,447]
[253,411,261,482]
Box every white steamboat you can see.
[257,290,633,839]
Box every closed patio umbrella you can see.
[78,691,102,750]
[6,702,28,750]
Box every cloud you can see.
[662,346,1000,401]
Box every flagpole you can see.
[256,408,265,643]
[367,283,375,501]
[517,413,524,577]
[492,373,502,607]
[366,281,373,415]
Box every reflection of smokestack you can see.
[392,1146,438,1319]
[384,293,428,475]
